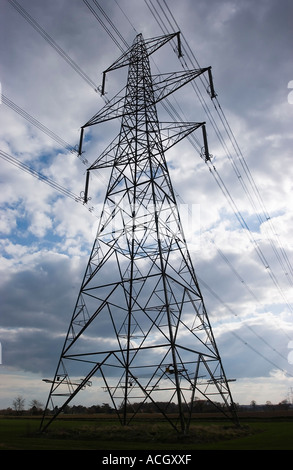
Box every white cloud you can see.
[231,370,293,405]
[0,0,292,410]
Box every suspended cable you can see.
[83,0,126,53]
[0,149,104,220]
[159,0,293,287]
[198,275,293,377]
[79,0,293,319]
[2,92,112,212]
[176,185,293,346]
[232,330,292,377]
[146,0,293,310]
[7,0,289,370]
[214,242,293,342]
[2,94,77,154]
[212,95,293,286]
[91,1,293,373]
[83,0,202,155]
[0,149,80,202]
[207,161,293,314]
[91,0,129,50]
[6,0,98,91]
[9,0,292,292]
[5,0,291,397]
[113,0,138,34]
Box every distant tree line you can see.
[0,395,291,416]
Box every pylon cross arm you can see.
[82,68,209,129]
[87,121,204,170]
[101,32,182,91]
[152,68,209,103]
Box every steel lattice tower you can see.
[41,33,237,433]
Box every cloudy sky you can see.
[0,0,293,410]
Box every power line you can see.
[214,242,293,343]
[91,0,129,50]
[8,0,291,296]
[83,0,202,154]
[146,0,293,308]
[177,186,293,343]
[83,0,127,53]
[78,0,293,333]
[113,0,138,34]
[198,275,292,376]
[80,0,293,378]
[0,149,104,220]
[0,149,81,203]
[5,0,292,382]
[206,161,293,314]
[150,0,293,287]
[2,94,77,154]
[1,94,110,215]
[6,0,98,91]
[162,0,293,287]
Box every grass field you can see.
[1,415,293,450]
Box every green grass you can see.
[0,416,293,450]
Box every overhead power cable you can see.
[83,0,126,53]
[198,275,292,376]
[150,0,293,286]
[164,0,293,287]
[80,0,293,326]
[82,0,293,374]
[0,149,104,219]
[9,0,292,293]
[6,0,98,92]
[0,149,81,203]
[142,0,293,352]
[214,242,293,342]
[82,0,203,155]
[6,0,292,376]
[145,0,293,309]
[113,0,138,34]
[206,160,293,314]
[1,93,109,212]
[2,94,77,155]
[91,0,129,50]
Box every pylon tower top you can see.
[41,32,237,433]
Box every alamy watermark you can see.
[90,201,201,253]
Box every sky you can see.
[0,0,293,410]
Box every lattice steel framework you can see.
[41,32,237,433]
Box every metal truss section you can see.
[82,68,208,128]
[41,32,237,434]
[86,121,204,171]
[101,32,182,88]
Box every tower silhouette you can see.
[41,32,237,433]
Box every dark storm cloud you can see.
[0,251,87,374]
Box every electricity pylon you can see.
[41,32,237,433]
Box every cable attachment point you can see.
[207,67,217,99]
[201,124,212,162]
[201,147,213,162]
